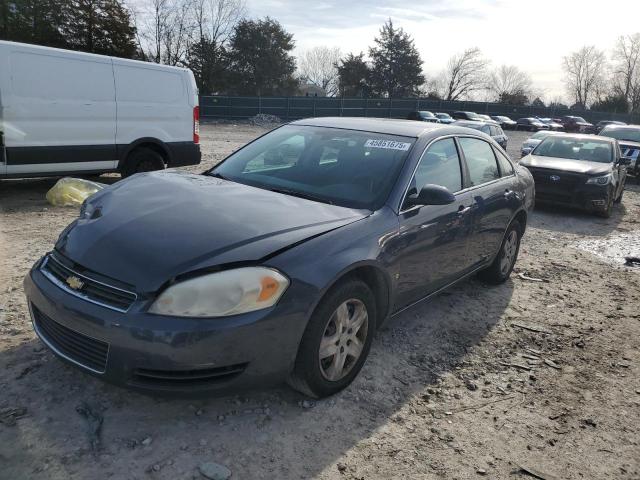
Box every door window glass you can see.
[413,138,462,193]
[459,137,500,186]
[495,148,514,176]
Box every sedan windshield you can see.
[532,137,613,163]
[210,125,415,209]
[600,127,640,143]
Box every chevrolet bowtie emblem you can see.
[66,276,84,290]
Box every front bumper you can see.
[24,264,311,395]
[534,183,610,212]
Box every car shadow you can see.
[0,276,514,479]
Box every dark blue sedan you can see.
[24,118,534,398]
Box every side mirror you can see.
[619,156,632,166]
[405,184,456,208]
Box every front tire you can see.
[288,279,377,398]
[478,220,522,284]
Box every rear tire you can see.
[478,220,522,284]
[121,148,165,178]
[288,279,377,398]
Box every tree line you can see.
[1,0,639,114]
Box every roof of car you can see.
[290,117,450,138]
[601,123,639,130]
[545,133,616,144]
[454,119,499,126]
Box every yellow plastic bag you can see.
[46,177,106,207]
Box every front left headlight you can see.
[149,267,289,317]
[585,173,612,185]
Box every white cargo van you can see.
[0,41,201,178]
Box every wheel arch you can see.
[118,138,172,170]
[312,261,393,329]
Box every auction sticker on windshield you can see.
[365,139,412,151]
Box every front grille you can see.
[31,305,109,373]
[528,167,585,189]
[41,254,137,312]
[131,363,247,387]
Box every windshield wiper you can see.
[269,187,334,205]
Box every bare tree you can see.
[612,33,640,112]
[562,45,607,107]
[488,65,532,100]
[297,46,341,96]
[438,48,489,101]
[140,0,195,65]
[192,0,245,44]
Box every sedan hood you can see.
[55,171,368,292]
[521,155,612,175]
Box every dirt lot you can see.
[1,124,639,480]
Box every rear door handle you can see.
[504,189,515,198]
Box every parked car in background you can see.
[435,112,455,124]
[515,118,549,132]
[595,120,626,134]
[452,111,481,121]
[560,116,594,133]
[453,120,508,150]
[598,124,640,182]
[520,134,629,217]
[407,111,439,123]
[520,131,562,157]
[24,117,534,397]
[536,118,564,131]
[476,114,493,121]
[491,115,517,130]
[0,40,201,179]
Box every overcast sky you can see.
[245,0,640,101]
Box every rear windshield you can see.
[211,125,415,209]
[600,127,640,143]
[533,137,613,163]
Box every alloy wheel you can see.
[500,230,518,276]
[319,299,369,382]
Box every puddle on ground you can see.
[575,230,640,269]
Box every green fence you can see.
[200,95,640,124]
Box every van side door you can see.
[4,46,117,175]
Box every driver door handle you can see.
[457,205,472,215]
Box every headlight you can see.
[585,174,612,185]
[149,267,289,317]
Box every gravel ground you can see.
[1,123,639,480]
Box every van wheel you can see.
[121,148,165,178]
[478,220,522,284]
[288,279,376,398]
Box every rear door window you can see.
[458,137,500,186]
[495,148,514,176]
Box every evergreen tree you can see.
[337,53,371,97]
[61,0,136,58]
[188,37,229,94]
[226,18,298,96]
[368,19,424,97]
[0,0,68,48]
